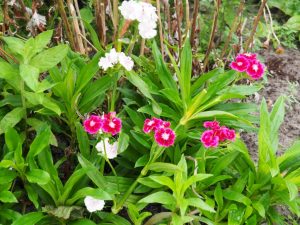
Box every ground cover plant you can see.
[0,0,299,224]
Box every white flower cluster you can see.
[98,48,134,71]
[84,196,105,212]
[96,138,118,159]
[119,0,158,39]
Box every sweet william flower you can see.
[154,128,176,147]
[143,118,170,133]
[201,130,219,148]
[102,112,122,136]
[96,138,118,159]
[83,115,102,134]
[118,52,134,71]
[98,48,134,71]
[118,0,142,21]
[84,196,105,212]
[240,53,257,61]
[138,22,157,39]
[203,121,220,130]
[230,55,250,72]
[246,60,265,80]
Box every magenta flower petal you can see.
[102,112,122,135]
[246,60,265,79]
[154,128,176,147]
[83,115,103,134]
[230,55,250,72]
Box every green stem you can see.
[20,80,28,147]
[110,75,118,112]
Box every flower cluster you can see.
[98,48,134,71]
[143,118,175,147]
[119,0,158,39]
[230,53,265,80]
[83,112,122,136]
[200,121,236,148]
[84,196,105,213]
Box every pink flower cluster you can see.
[143,118,175,147]
[83,112,122,136]
[200,121,236,148]
[230,53,265,80]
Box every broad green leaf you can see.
[285,180,298,201]
[138,191,176,205]
[214,183,223,210]
[181,174,213,193]
[278,140,300,171]
[252,202,265,218]
[78,154,106,188]
[25,169,51,185]
[5,127,21,152]
[228,204,244,225]
[0,168,17,184]
[0,107,25,134]
[25,184,39,208]
[0,61,18,80]
[42,205,82,220]
[19,64,40,91]
[0,209,21,221]
[223,189,251,206]
[70,219,97,225]
[285,15,300,30]
[148,162,181,173]
[76,122,90,158]
[186,198,215,213]
[2,37,25,55]
[30,44,69,72]
[149,175,175,191]
[27,126,52,159]
[0,191,18,203]
[67,187,112,205]
[118,132,129,154]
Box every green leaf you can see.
[0,191,18,203]
[78,154,106,188]
[25,184,39,208]
[30,44,69,72]
[148,162,181,173]
[285,180,298,201]
[118,132,129,154]
[214,183,223,210]
[27,126,52,159]
[182,174,212,193]
[228,204,244,225]
[19,64,40,91]
[223,189,252,206]
[25,169,51,185]
[179,39,192,106]
[252,201,265,218]
[285,15,300,30]
[278,140,300,171]
[76,122,90,158]
[149,175,175,192]
[152,41,177,91]
[2,37,25,55]
[80,8,94,24]
[0,61,18,80]
[69,219,97,225]
[23,30,53,60]
[0,168,17,184]
[5,127,21,152]
[42,205,83,220]
[186,198,215,213]
[0,107,25,134]
[138,191,176,205]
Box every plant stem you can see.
[175,0,182,49]
[244,0,268,52]
[203,0,221,71]
[190,0,199,48]
[156,0,164,56]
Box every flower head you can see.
[203,121,220,130]
[154,128,176,147]
[84,196,105,212]
[96,138,118,159]
[118,52,134,71]
[246,60,265,79]
[201,130,219,148]
[119,0,142,21]
[230,55,250,72]
[143,118,170,133]
[102,112,122,136]
[98,48,134,71]
[240,53,257,61]
[83,115,103,134]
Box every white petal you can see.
[84,196,105,212]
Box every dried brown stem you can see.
[74,0,88,52]
[190,0,199,48]
[175,0,182,49]
[0,47,19,63]
[56,0,76,50]
[17,0,30,21]
[221,0,245,58]
[244,0,268,52]
[203,0,221,71]
[67,0,85,54]
[156,0,164,56]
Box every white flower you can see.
[96,138,118,159]
[106,48,119,65]
[98,57,113,71]
[138,22,157,39]
[119,0,158,39]
[98,49,134,71]
[84,196,105,212]
[118,52,134,71]
[119,0,142,21]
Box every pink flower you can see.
[200,130,219,148]
[143,118,170,133]
[154,128,176,147]
[226,129,236,141]
[230,55,250,72]
[246,60,265,79]
[239,53,257,61]
[203,121,220,130]
[83,115,103,134]
[102,112,122,135]
[215,126,229,142]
